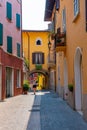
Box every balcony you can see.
[55,32,66,52]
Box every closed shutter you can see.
[16,13,20,29]
[32,53,35,64]
[0,23,3,45]
[42,53,44,64]
[6,2,12,20]
[17,43,20,57]
[7,36,12,53]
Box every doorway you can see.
[6,67,13,98]
[74,47,82,113]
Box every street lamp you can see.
[48,41,51,50]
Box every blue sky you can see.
[22,0,50,30]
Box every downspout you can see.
[26,32,30,68]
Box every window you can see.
[32,52,44,64]
[0,23,3,45]
[62,8,66,32]
[17,69,21,88]
[6,2,12,20]
[7,36,12,53]
[16,13,20,29]
[36,40,41,45]
[17,43,20,57]
[74,0,79,17]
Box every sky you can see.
[22,0,50,30]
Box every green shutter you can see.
[0,23,3,45]
[16,14,20,29]
[17,43,20,57]
[6,2,12,20]
[7,36,12,53]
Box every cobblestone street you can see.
[0,91,87,130]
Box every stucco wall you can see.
[22,31,49,72]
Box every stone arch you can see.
[29,69,49,89]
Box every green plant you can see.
[35,64,42,70]
[23,80,29,91]
[68,84,73,92]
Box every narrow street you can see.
[0,91,87,130]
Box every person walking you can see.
[33,80,38,95]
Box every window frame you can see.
[36,38,42,46]
[32,52,44,64]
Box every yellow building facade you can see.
[45,0,87,122]
[22,30,49,89]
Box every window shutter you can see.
[6,2,12,20]
[7,36,12,53]
[32,53,35,64]
[0,23,3,45]
[74,0,79,16]
[62,8,66,32]
[16,13,20,29]
[42,53,44,64]
[17,43,20,57]
[85,0,87,31]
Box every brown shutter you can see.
[32,53,35,64]
[42,53,44,64]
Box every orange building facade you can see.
[45,0,87,122]
[22,30,49,90]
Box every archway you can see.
[74,47,82,113]
[29,69,49,90]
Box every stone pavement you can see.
[0,91,87,130]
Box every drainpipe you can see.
[26,32,30,62]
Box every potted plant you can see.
[68,84,73,92]
[23,80,29,94]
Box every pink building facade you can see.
[0,0,23,100]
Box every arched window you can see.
[36,38,42,45]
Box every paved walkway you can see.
[0,91,87,130]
